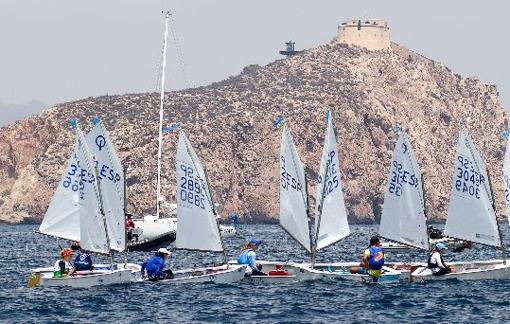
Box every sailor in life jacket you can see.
[237,239,266,276]
[428,242,451,276]
[70,243,93,271]
[360,236,385,281]
[54,248,75,277]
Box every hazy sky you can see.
[1,0,509,112]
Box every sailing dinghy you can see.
[152,131,246,284]
[288,114,400,283]
[246,116,400,283]
[412,122,510,281]
[30,127,141,288]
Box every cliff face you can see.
[0,42,507,224]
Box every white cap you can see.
[158,248,172,255]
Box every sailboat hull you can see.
[411,260,510,281]
[152,264,246,284]
[29,263,142,288]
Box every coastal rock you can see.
[0,42,507,224]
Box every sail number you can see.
[317,150,339,198]
[388,160,418,197]
[62,160,94,200]
[281,156,304,193]
[455,155,483,199]
[178,164,205,209]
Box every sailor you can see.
[237,239,266,276]
[141,248,174,281]
[54,248,75,278]
[428,242,451,276]
[126,214,136,241]
[71,243,93,271]
[428,225,444,239]
[360,236,385,282]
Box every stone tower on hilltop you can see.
[337,19,390,51]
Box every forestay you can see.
[280,125,311,252]
[314,114,350,250]
[86,121,126,252]
[175,131,223,252]
[378,128,428,250]
[38,139,82,242]
[504,135,510,225]
[77,130,110,254]
[445,125,500,247]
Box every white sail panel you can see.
[86,121,126,252]
[504,136,510,225]
[378,129,429,250]
[77,130,110,254]
[314,115,350,250]
[175,131,223,252]
[280,125,311,252]
[445,126,500,247]
[38,140,82,241]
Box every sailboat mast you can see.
[156,11,170,219]
[487,170,507,264]
[203,168,228,265]
[94,163,113,266]
[421,173,431,250]
[123,166,128,266]
[311,168,328,268]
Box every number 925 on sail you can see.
[178,164,206,209]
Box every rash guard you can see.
[141,255,166,279]
[237,249,257,270]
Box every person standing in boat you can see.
[428,242,451,276]
[54,248,75,277]
[360,236,385,282]
[141,248,174,281]
[237,239,266,276]
[70,242,93,271]
[126,214,136,242]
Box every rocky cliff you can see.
[0,42,507,224]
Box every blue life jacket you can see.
[368,246,385,270]
[237,249,251,265]
[74,252,93,271]
[142,255,165,279]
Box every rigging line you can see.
[168,11,192,89]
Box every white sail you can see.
[504,135,510,225]
[445,125,500,247]
[280,125,311,252]
[77,130,110,255]
[86,121,126,252]
[175,131,223,252]
[314,114,350,250]
[378,129,429,250]
[38,139,82,241]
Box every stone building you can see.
[337,19,390,51]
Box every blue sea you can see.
[1,223,510,323]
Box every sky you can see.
[0,0,509,114]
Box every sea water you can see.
[1,224,510,323]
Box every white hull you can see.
[296,262,402,284]
[29,263,141,288]
[381,237,466,252]
[133,216,177,242]
[154,264,246,284]
[411,260,510,281]
[219,225,236,238]
[229,260,401,283]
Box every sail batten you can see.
[378,129,429,250]
[175,131,223,252]
[314,114,350,251]
[445,125,500,247]
[279,125,311,253]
